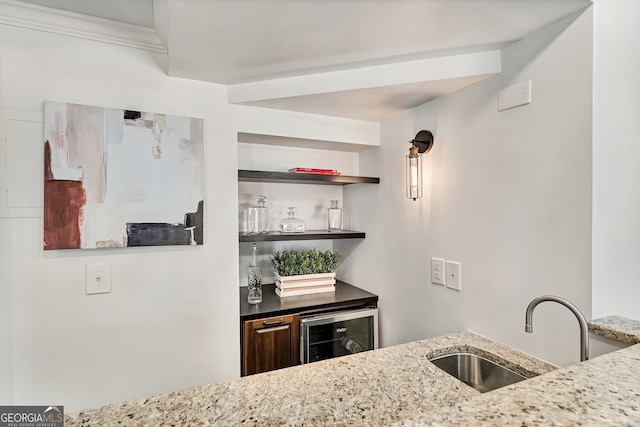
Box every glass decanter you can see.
[278,207,306,233]
[247,195,269,234]
[247,243,262,304]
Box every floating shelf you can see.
[239,230,365,242]
[238,169,380,186]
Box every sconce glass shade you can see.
[404,130,433,201]
[406,145,422,201]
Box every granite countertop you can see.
[411,343,640,425]
[65,331,640,426]
[588,315,640,345]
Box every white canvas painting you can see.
[43,101,204,250]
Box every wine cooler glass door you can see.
[300,308,378,364]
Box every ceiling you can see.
[18,0,155,27]
[13,0,592,121]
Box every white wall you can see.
[1,0,620,410]
[0,25,239,411]
[592,0,640,320]
[340,8,593,367]
[0,218,12,403]
[0,23,380,411]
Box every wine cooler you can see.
[300,308,378,364]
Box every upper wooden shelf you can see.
[238,170,380,186]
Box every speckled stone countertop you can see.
[408,343,640,426]
[588,315,640,345]
[65,331,640,426]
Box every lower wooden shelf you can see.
[239,230,365,242]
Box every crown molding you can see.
[0,0,167,53]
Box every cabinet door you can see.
[243,314,300,376]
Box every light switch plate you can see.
[431,258,445,285]
[86,263,111,295]
[446,261,461,291]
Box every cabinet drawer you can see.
[242,314,300,376]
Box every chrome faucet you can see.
[525,295,589,362]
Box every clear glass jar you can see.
[246,195,268,234]
[278,207,306,233]
[328,200,342,231]
[247,243,262,304]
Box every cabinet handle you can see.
[263,318,284,326]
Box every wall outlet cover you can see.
[431,258,445,285]
[446,261,461,291]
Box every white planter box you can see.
[274,272,336,297]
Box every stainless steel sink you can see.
[429,352,527,393]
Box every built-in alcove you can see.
[237,131,379,286]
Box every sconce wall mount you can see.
[411,130,434,155]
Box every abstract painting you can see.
[43,101,204,250]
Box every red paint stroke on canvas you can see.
[44,141,87,250]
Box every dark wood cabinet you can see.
[242,314,300,376]
[240,282,378,377]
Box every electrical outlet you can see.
[431,258,445,285]
[86,263,112,295]
[446,261,461,291]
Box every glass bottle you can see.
[246,195,268,234]
[247,243,262,304]
[328,200,342,231]
[246,205,258,235]
[256,195,268,234]
[278,207,306,233]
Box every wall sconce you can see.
[406,130,434,201]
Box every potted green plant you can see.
[271,249,341,297]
